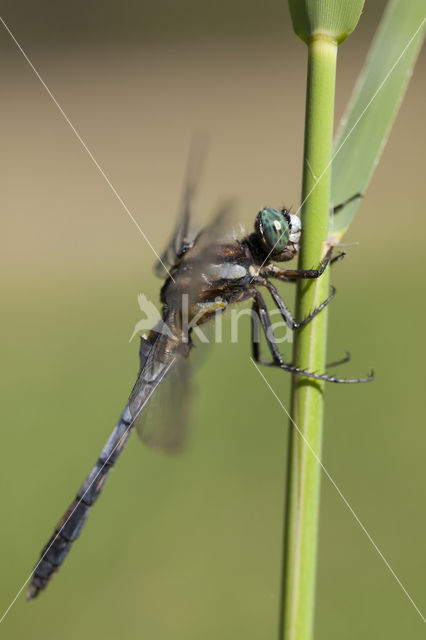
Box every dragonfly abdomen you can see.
[27,408,133,599]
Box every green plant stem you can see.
[280,37,337,640]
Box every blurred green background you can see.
[1,1,425,638]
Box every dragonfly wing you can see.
[129,333,191,452]
[135,354,191,451]
[145,197,237,450]
[154,137,207,278]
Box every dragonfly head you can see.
[255,207,301,261]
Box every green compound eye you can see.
[258,208,290,253]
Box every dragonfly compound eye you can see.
[256,208,292,255]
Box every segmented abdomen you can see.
[27,406,133,599]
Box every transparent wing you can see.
[154,136,208,278]
[135,354,191,452]
[191,200,235,250]
[129,332,191,452]
[177,198,238,294]
[138,198,237,451]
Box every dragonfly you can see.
[27,156,372,600]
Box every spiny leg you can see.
[263,247,345,283]
[251,294,350,368]
[330,251,346,266]
[250,289,373,383]
[250,287,331,368]
[257,249,351,367]
[255,275,336,330]
[332,192,363,215]
[251,301,270,366]
[326,351,351,369]
[251,290,284,365]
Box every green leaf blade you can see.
[330,0,426,242]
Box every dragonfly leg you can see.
[251,304,271,366]
[251,289,284,365]
[255,275,336,329]
[263,247,345,282]
[326,351,351,369]
[250,288,373,383]
[332,192,363,215]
